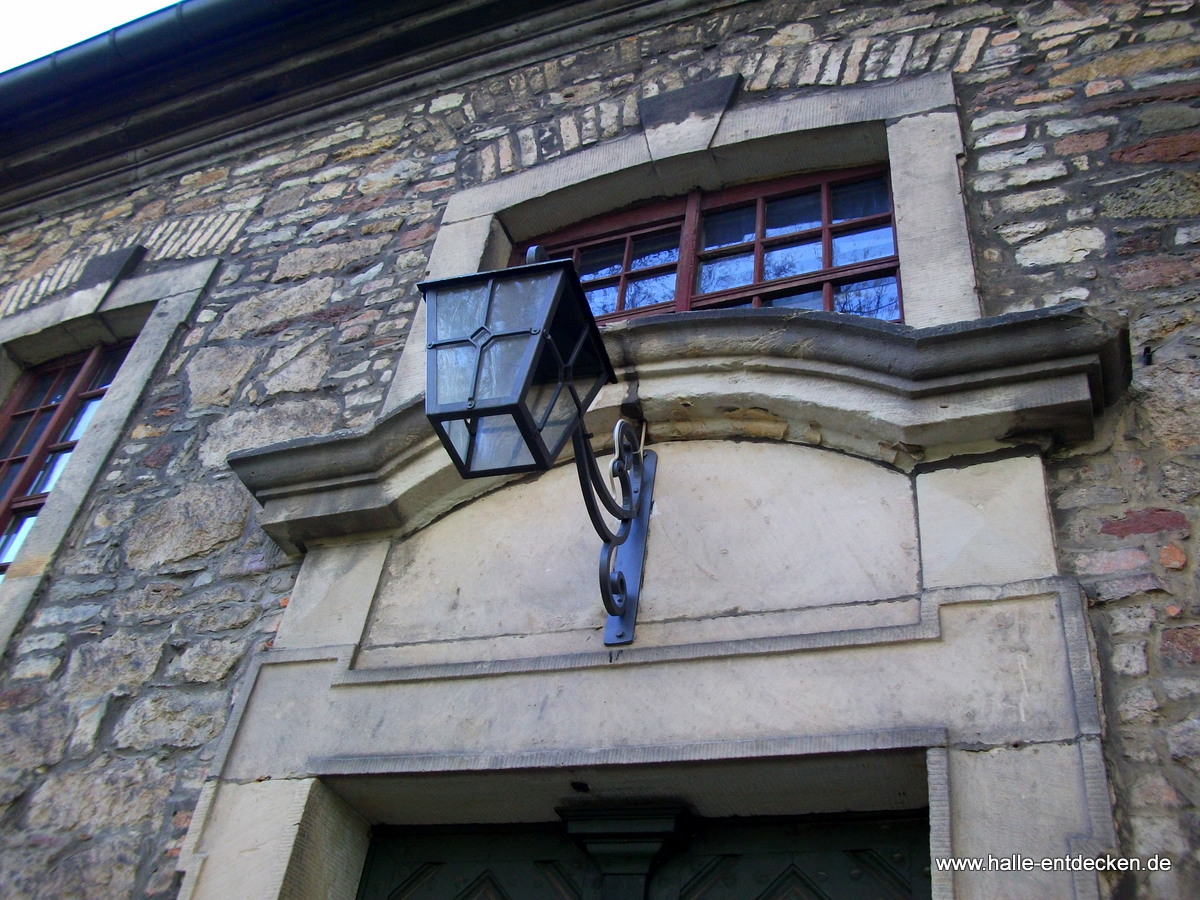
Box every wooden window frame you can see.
[0,344,127,580]
[515,165,902,324]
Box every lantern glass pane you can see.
[432,283,489,341]
[568,334,609,413]
[538,387,580,461]
[477,335,531,403]
[471,413,536,472]
[445,418,471,466]
[433,344,477,406]
[527,379,562,431]
[489,276,555,333]
[526,336,565,428]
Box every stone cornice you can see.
[228,303,1130,553]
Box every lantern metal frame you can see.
[419,257,656,646]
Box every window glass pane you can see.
[0,464,18,500]
[698,254,754,294]
[15,409,54,456]
[0,414,31,459]
[767,289,825,310]
[832,226,894,267]
[46,366,82,406]
[17,372,58,411]
[586,285,619,317]
[702,206,756,250]
[0,513,37,565]
[89,346,130,391]
[763,241,823,282]
[630,231,680,270]
[832,176,890,223]
[579,241,625,280]
[765,191,821,236]
[834,276,899,320]
[30,450,72,495]
[61,399,101,443]
[625,272,676,309]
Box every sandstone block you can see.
[113,691,228,750]
[27,838,141,900]
[1136,359,1200,451]
[0,702,71,773]
[356,156,422,195]
[168,638,244,683]
[1111,641,1148,676]
[111,582,187,625]
[209,277,334,340]
[1092,574,1165,603]
[1015,226,1105,267]
[65,632,163,700]
[1102,172,1200,219]
[1101,508,1189,538]
[173,601,258,635]
[185,346,259,407]
[124,481,250,569]
[1161,626,1200,667]
[1074,548,1151,575]
[197,398,339,468]
[1113,133,1200,164]
[917,456,1057,588]
[27,756,172,831]
[261,337,332,396]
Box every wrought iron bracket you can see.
[571,419,656,646]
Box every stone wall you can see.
[0,1,1197,897]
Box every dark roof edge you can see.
[0,0,611,213]
[0,0,318,115]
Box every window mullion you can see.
[675,191,702,312]
[753,197,766,285]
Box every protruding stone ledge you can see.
[228,303,1129,552]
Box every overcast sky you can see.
[3,2,179,75]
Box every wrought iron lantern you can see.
[420,255,656,645]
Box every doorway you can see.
[356,812,932,899]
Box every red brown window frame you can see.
[514,164,902,324]
[0,343,128,580]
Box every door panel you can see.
[654,819,929,900]
[358,816,930,900]
[357,829,597,900]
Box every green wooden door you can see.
[357,826,599,899]
[648,818,930,900]
[357,815,931,900]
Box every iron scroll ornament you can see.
[571,418,657,645]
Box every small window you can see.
[517,166,901,323]
[0,344,128,583]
